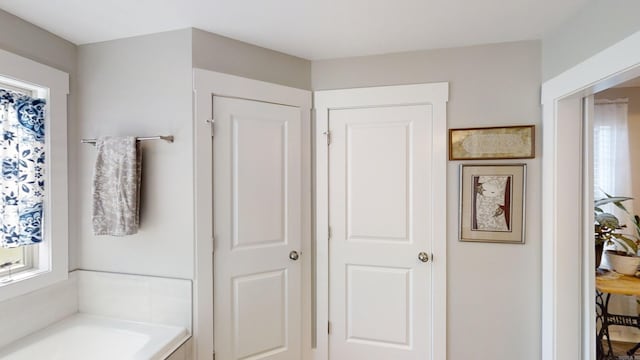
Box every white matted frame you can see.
[193,69,312,360]
[313,83,448,360]
[541,30,640,360]
[0,49,69,302]
[459,164,527,244]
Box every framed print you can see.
[449,125,535,160]
[459,164,526,244]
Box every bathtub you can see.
[0,314,189,360]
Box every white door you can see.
[213,96,302,360]
[328,104,435,360]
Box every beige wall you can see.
[192,28,311,90]
[312,40,542,360]
[542,1,640,81]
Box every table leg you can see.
[596,290,615,359]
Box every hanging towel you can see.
[92,136,142,236]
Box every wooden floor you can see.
[605,340,640,358]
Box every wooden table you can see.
[596,274,640,359]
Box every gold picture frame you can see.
[449,125,535,160]
[459,164,526,244]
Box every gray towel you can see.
[92,136,141,236]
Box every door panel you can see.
[329,105,432,360]
[346,265,412,347]
[233,270,287,358]
[233,117,287,249]
[214,96,301,360]
[347,121,411,242]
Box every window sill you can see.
[0,267,47,288]
[0,267,67,302]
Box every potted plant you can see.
[595,194,640,274]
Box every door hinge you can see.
[328,226,332,240]
[323,130,332,145]
[206,118,215,137]
[328,321,332,334]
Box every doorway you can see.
[541,31,640,360]
[592,80,640,358]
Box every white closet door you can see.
[213,96,302,360]
[328,104,433,360]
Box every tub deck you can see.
[0,314,188,360]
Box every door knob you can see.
[289,251,300,261]
[418,252,430,263]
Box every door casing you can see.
[541,30,640,360]
[313,83,449,360]
[194,69,312,360]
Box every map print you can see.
[472,175,512,232]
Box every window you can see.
[0,246,35,280]
[0,48,68,301]
[593,99,631,200]
[0,84,42,282]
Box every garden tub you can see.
[0,314,188,360]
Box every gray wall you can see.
[192,28,311,90]
[312,40,542,360]
[542,0,640,81]
[74,28,312,279]
[0,9,79,269]
[76,29,195,278]
[0,9,76,75]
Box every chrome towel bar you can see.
[81,135,174,145]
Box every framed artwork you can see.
[459,164,526,244]
[449,125,535,160]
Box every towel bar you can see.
[81,135,174,145]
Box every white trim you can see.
[582,95,595,360]
[193,69,312,360]
[0,49,69,303]
[541,30,640,360]
[313,83,448,360]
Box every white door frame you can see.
[541,30,640,360]
[313,83,449,360]
[193,69,312,360]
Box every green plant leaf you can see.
[613,234,639,254]
[595,196,633,208]
[594,193,640,255]
[596,213,621,229]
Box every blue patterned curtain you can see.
[0,89,45,248]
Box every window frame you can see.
[0,48,68,302]
[0,246,37,279]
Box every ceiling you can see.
[0,0,588,60]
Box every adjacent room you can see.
[0,1,639,359]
